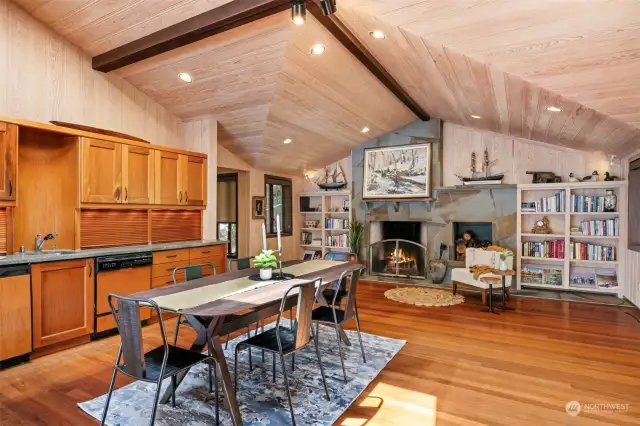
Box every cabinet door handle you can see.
[202,251,211,254]
[125,187,128,201]
[185,191,188,202]
[179,191,183,203]
[166,254,178,259]
[8,179,12,196]
[115,187,120,200]
[88,262,93,277]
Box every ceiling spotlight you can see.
[547,106,562,112]
[283,138,292,144]
[471,115,482,119]
[178,72,193,83]
[310,44,326,56]
[320,0,337,16]
[369,30,386,39]
[361,127,370,133]
[291,0,306,26]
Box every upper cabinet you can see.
[182,155,207,206]
[0,123,18,201]
[154,151,182,205]
[123,145,154,204]
[80,138,122,203]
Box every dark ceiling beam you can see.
[307,1,430,121]
[92,0,292,72]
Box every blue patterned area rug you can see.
[79,324,405,425]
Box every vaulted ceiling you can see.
[11,0,640,169]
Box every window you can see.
[265,175,292,236]
[217,173,238,258]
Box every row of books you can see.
[569,242,616,261]
[576,218,620,236]
[325,234,348,248]
[521,240,565,259]
[570,269,618,289]
[571,194,615,213]
[521,190,566,213]
[325,218,349,229]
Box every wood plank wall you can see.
[0,0,182,148]
[442,123,622,186]
[623,149,640,307]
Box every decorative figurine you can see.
[604,172,620,181]
[568,173,580,182]
[526,171,562,184]
[455,149,505,185]
[604,189,617,212]
[531,216,553,234]
[581,171,599,181]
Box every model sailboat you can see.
[316,162,348,190]
[455,149,505,185]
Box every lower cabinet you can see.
[0,272,31,362]
[31,259,94,349]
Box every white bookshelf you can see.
[299,191,351,258]
[517,181,627,296]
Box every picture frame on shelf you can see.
[303,250,315,261]
[252,196,266,219]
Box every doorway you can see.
[217,173,238,258]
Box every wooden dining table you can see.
[131,259,363,426]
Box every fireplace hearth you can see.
[369,221,427,279]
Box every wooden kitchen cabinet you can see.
[0,122,17,201]
[80,138,122,203]
[154,150,182,205]
[31,259,95,348]
[182,155,206,206]
[0,273,31,361]
[123,145,154,204]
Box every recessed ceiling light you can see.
[361,127,370,133]
[471,115,482,119]
[310,44,326,56]
[369,30,386,39]
[178,72,193,83]
[547,106,562,112]
[283,138,292,144]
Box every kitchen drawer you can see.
[153,249,189,265]
[189,245,224,260]
[96,309,150,333]
[152,275,177,289]
[152,261,187,279]
[190,256,226,276]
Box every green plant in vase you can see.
[255,249,278,280]
[349,220,364,262]
[498,250,513,271]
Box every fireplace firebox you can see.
[369,221,427,279]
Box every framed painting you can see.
[362,143,432,199]
[252,196,266,219]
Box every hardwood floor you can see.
[1,282,639,425]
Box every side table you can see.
[491,269,515,311]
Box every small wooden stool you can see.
[480,276,501,314]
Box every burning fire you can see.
[385,248,416,264]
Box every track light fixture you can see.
[320,0,337,16]
[291,0,306,26]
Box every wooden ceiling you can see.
[116,12,415,172]
[13,0,640,159]
[337,0,640,155]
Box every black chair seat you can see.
[312,306,345,324]
[240,326,299,354]
[137,345,212,381]
[322,288,347,305]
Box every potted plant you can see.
[349,220,364,263]
[499,250,513,271]
[254,249,278,280]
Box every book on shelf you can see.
[521,190,565,213]
[520,266,563,286]
[569,242,616,261]
[325,233,348,248]
[595,268,618,288]
[325,217,349,229]
[521,240,565,259]
[570,194,615,213]
[578,218,619,236]
[569,272,597,289]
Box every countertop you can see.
[0,240,228,267]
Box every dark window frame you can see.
[265,174,293,237]
[217,173,239,258]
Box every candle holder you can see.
[272,249,295,280]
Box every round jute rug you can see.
[384,287,465,307]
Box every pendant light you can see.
[292,0,306,26]
[320,0,337,16]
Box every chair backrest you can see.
[323,252,350,261]
[108,294,168,379]
[465,248,497,268]
[276,278,321,352]
[173,263,216,284]
[340,267,362,323]
[227,256,255,272]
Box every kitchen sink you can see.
[22,250,76,256]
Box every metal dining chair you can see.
[234,278,330,426]
[312,267,366,382]
[101,294,217,426]
[321,252,357,305]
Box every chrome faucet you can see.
[35,233,56,252]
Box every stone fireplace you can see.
[453,221,494,261]
[369,221,428,279]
